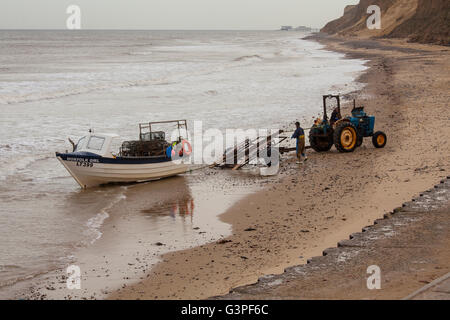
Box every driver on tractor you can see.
[330,107,341,126]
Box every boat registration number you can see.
[65,157,99,167]
[76,161,94,168]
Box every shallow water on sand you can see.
[4,170,263,299]
[0,30,366,297]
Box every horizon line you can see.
[0,27,320,32]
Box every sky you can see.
[0,0,359,30]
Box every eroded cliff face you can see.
[321,0,449,45]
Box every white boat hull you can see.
[57,154,189,188]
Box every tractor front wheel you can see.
[334,122,359,153]
[356,136,363,147]
[372,131,387,148]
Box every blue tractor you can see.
[309,95,387,153]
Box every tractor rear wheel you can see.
[309,134,333,152]
[334,122,359,153]
[372,131,387,148]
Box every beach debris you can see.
[415,166,429,172]
[154,242,165,246]
[216,239,232,244]
[244,227,257,232]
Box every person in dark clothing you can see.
[291,121,307,163]
[330,108,341,126]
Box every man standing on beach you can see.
[291,121,307,164]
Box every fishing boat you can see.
[56,120,191,188]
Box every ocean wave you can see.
[0,153,56,182]
[0,265,62,290]
[233,54,263,62]
[0,265,22,272]
[0,144,12,150]
[0,82,120,106]
[84,192,127,244]
[128,51,153,56]
[0,74,186,106]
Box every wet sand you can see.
[110,35,450,300]
[6,169,267,300]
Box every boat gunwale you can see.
[55,151,180,165]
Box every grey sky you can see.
[0,0,359,30]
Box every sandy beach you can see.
[219,176,450,300]
[110,35,450,300]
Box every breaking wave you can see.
[233,54,263,62]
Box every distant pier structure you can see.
[280,25,317,32]
[295,26,312,32]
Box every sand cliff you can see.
[321,0,449,45]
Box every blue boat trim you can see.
[56,152,172,164]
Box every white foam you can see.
[84,192,127,244]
